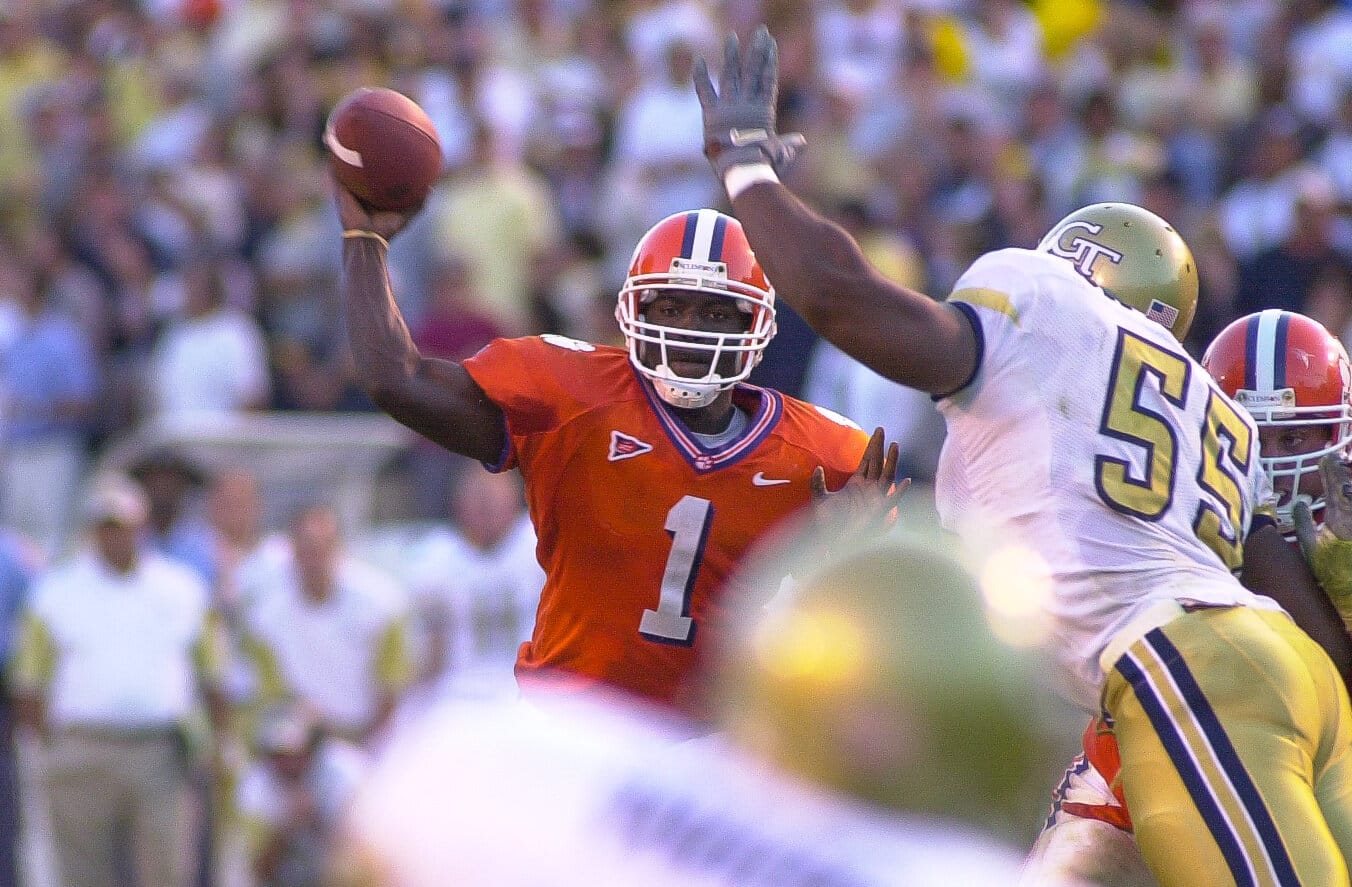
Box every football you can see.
[325,87,443,211]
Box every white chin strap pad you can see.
[651,367,724,409]
[653,379,722,410]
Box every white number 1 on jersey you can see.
[639,496,713,646]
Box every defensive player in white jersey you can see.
[1021,309,1352,886]
[693,27,1352,886]
[332,512,1083,887]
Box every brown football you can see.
[325,87,443,211]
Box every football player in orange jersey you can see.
[334,184,898,717]
[1022,309,1352,886]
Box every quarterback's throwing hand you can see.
[811,427,909,537]
[331,173,422,243]
[693,25,805,181]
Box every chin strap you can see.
[648,362,727,410]
[652,378,722,410]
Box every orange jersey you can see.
[463,335,869,711]
[1046,715,1132,834]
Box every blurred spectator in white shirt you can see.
[240,504,415,747]
[406,471,543,704]
[9,474,227,887]
[813,0,905,99]
[146,252,270,422]
[410,10,536,170]
[237,702,365,887]
[1286,0,1352,126]
[610,35,721,230]
[206,466,289,623]
[959,0,1046,112]
[1218,105,1310,261]
[623,0,715,74]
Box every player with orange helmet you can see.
[334,183,899,716]
[1202,309,1352,533]
[617,210,778,409]
[1023,310,1352,886]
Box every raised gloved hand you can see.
[693,25,805,182]
[1293,454,1352,630]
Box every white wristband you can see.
[723,163,779,200]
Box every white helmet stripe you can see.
[1254,309,1284,392]
[689,209,721,263]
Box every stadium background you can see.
[0,0,1350,884]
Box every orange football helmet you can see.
[616,210,776,409]
[1202,310,1352,528]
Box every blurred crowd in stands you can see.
[2,454,544,887]
[0,0,1350,530]
[0,0,1350,884]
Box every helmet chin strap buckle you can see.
[651,364,725,409]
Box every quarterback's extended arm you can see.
[694,28,977,396]
[335,183,506,463]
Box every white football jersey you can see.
[342,696,1036,887]
[405,514,544,701]
[935,248,1281,710]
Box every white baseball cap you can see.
[82,474,149,526]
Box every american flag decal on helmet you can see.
[1146,299,1179,329]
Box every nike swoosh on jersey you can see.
[752,472,790,486]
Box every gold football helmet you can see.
[1038,202,1199,340]
[710,500,1076,839]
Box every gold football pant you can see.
[1103,606,1352,887]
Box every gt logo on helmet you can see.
[1044,220,1124,280]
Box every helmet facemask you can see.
[617,262,776,410]
[1239,392,1352,529]
[1203,310,1352,534]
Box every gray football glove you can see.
[1294,455,1352,629]
[693,26,805,181]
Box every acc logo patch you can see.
[608,431,654,462]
